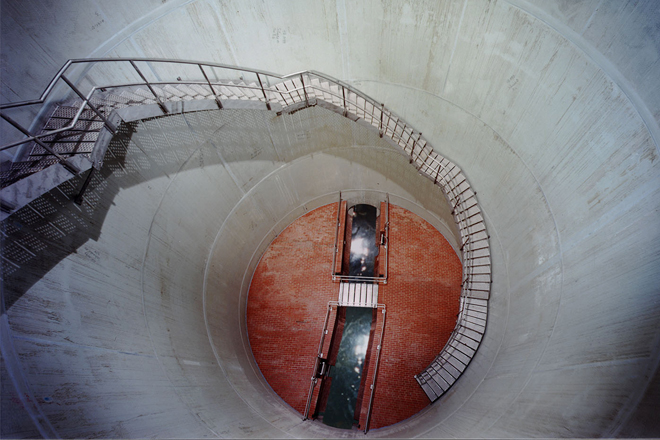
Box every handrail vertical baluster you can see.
[0,112,79,174]
[199,64,223,109]
[342,86,347,117]
[74,168,96,205]
[379,103,384,137]
[364,305,386,434]
[1,61,490,404]
[256,73,271,110]
[434,159,443,184]
[303,302,335,420]
[411,132,423,165]
[129,60,168,114]
[405,127,414,154]
[383,107,392,138]
[300,73,309,107]
[60,75,117,134]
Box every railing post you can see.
[303,302,334,421]
[384,194,389,282]
[74,167,95,205]
[342,86,347,117]
[400,123,407,146]
[364,306,386,434]
[434,160,443,184]
[405,126,414,151]
[60,75,117,134]
[199,64,223,110]
[410,132,422,164]
[300,74,309,107]
[331,191,343,281]
[129,60,168,114]
[384,106,392,139]
[390,118,402,144]
[0,112,79,175]
[379,103,384,138]
[256,73,272,111]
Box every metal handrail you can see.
[302,301,386,434]
[1,58,490,406]
[303,301,338,421]
[330,192,389,284]
[363,304,386,434]
[0,58,286,110]
[1,59,414,154]
[2,59,454,193]
[0,59,299,161]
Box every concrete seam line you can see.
[194,113,297,436]
[442,0,468,95]
[504,0,660,154]
[416,208,511,438]
[91,0,197,59]
[138,115,222,438]
[352,80,564,436]
[202,148,409,433]
[491,1,660,422]
[86,0,657,156]
[206,0,240,66]
[201,187,291,437]
[607,244,660,436]
[335,0,351,80]
[0,314,60,439]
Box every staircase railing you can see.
[0,59,282,157]
[0,58,491,404]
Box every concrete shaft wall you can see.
[1,0,659,438]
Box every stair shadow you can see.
[1,105,448,313]
[0,122,139,313]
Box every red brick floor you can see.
[247,203,462,429]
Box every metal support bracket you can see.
[74,167,95,205]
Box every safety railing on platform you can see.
[302,301,386,434]
[330,191,389,284]
[0,58,490,403]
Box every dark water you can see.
[322,307,373,429]
[348,204,378,278]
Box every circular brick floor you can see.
[247,202,462,429]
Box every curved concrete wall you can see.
[1,107,457,438]
[1,0,659,437]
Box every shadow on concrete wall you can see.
[0,122,138,313]
[0,105,450,313]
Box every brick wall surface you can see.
[247,202,462,429]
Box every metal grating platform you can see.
[338,282,378,308]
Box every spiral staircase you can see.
[0,59,491,428]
